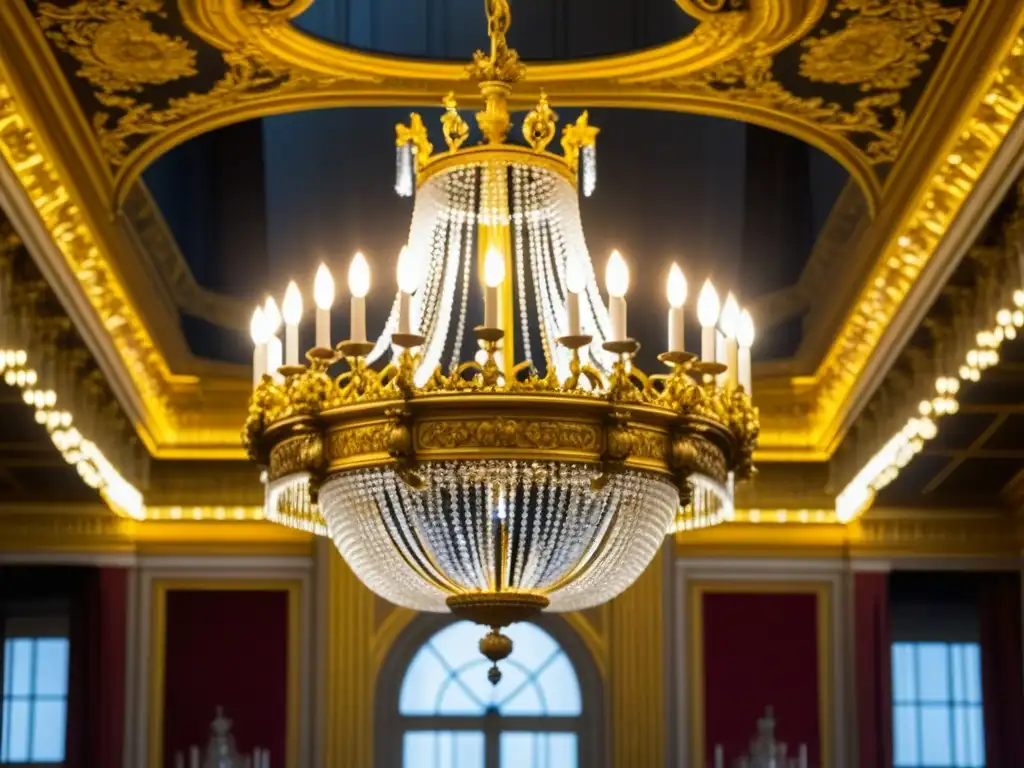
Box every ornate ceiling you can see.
[1,0,1023,474]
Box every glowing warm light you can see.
[566,255,585,294]
[737,309,755,348]
[397,245,422,294]
[349,252,371,298]
[719,293,740,339]
[250,307,268,345]
[605,250,629,298]
[263,296,282,334]
[282,281,303,326]
[667,263,687,308]
[697,280,720,327]
[314,264,335,310]
[484,246,506,288]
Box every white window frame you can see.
[1,615,71,768]
[891,640,985,768]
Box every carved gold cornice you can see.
[1,0,1022,462]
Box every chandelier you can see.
[243,0,759,678]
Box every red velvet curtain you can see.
[854,572,892,768]
[979,572,1024,768]
[162,590,288,765]
[65,567,129,768]
[702,592,821,767]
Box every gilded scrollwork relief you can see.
[799,0,962,92]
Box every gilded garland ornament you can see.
[239,0,761,678]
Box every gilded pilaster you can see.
[323,547,375,768]
[609,548,666,768]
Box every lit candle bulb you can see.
[483,246,505,329]
[605,250,629,342]
[263,296,283,380]
[396,245,421,335]
[313,263,334,349]
[348,252,370,343]
[737,308,755,394]
[565,255,585,336]
[282,281,302,366]
[720,293,740,386]
[666,263,687,353]
[697,280,720,363]
[250,306,268,388]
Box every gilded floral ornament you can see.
[800,0,964,91]
[523,91,559,152]
[36,1,197,93]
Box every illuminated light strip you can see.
[0,348,145,520]
[835,290,1024,523]
[736,508,838,525]
[144,505,264,521]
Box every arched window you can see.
[378,618,600,768]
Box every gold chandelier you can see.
[243,0,759,678]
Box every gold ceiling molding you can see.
[809,28,1024,452]
[26,0,968,211]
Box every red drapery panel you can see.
[54,567,127,768]
[701,592,821,767]
[162,590,288,765]
[854,571,892,768]
[979,572,1024,768]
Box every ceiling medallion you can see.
[243,0,759,679]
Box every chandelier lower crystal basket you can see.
[246,337,758,624]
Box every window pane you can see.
[500,732,578,768]
[30,699,66,761]
[437,679,485,715]
[951,644,967,703]
[501,732,537,767]
[6,639,34,697]
[963,645,982,705]
[966,704,984,767]
[953,704,969,767]
[504,624,559,665]
[401,648,453,715]
[34,638,69,697]
[893,703,919,766]
[535,654,582,715]
[3,699,30,762]
[920,705,952,766]
[403,731,484,768]
[892,643,917,703]
[499,683,543,715]
[917,644,950,703]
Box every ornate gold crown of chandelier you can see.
[243,0,759,678]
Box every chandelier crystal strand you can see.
[245,0,759,678]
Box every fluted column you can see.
[323,547,375,767]
[610,547,666,768]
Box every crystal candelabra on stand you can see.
[173,707,271,768]
[713,707,809,768]
[243,0,759,677]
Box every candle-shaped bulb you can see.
[314,264,334,310]
[250,307,268,345]
[566,255,585,294]
[263,296,282,335]
[282,281,302,326]
[720,293,739,339]
[348,252,370,298]
[397,245,421,294]
[484,246,506,288]
[697,280,720,327]
[605,250,629,298]
[737,309,755,349]
[667,263,687,308]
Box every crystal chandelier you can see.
[244,0,759,676]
